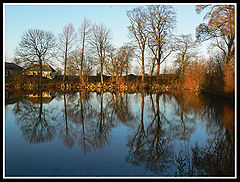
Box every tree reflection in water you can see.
[172,91,235,176]
[125,91,234,176]
[88,91,112,149]
[57,93,75,149]
[10,90,234,176]
[13,89,57,144]
[126,93,174,175]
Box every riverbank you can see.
[5,74,234,100]
[5,80,181,94]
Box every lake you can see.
[4,90,235,177]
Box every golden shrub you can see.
[183,61,207,91]
[223,61,235,95]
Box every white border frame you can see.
[3,2,237,179]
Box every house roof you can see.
[5,62,23,71]
[26,64,56,72]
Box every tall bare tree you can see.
[146,5,176,76]
[79,17,92,83]
[174,34,197,78]
[89,23,111,84]
[58,23,77,82]
[15,29,56,85]
[127,7,148,82]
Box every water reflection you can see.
[126,93,175,175]
[12,89,57,144]
[5,90,234,176]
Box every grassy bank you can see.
[5,72,235,100]
[5,74,181,93]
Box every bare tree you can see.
[118,44,135,76]
[105,44,135,83]
[58,23,77,82]
[146,5,176,76]
[79,17,92,83]
[67,48,94,82]
[15,29,56,84]
[66,54,79,76]
[174,34,197,78]
[89,23,112,84]
[127,7,148,83]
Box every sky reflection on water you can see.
[5,90,235,177]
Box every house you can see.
[25,63,57,79]
[5,62,23,77]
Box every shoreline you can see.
[5,80,234,100]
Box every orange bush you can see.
[223,61,235,95]
[183,61,207,91]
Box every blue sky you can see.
[4,3,207,68]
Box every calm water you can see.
[4,90,235,177]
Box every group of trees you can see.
[12,4,235,96]
[190,5,235,96]
[13,16,134,85]
[127,5,177,82]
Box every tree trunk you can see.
[150,66,154,77]
[63,53,67,82]
[80,37,85,84]
[100,59,104,85]
[156,48,161,76]
[150,58,155,77]
[63,37,68,82]
[157,48,161,81]
[141,51,145,83]
[156,59,160,77]
[39,60,43,86]
[180,61,184,78]
[180,60,185,84]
